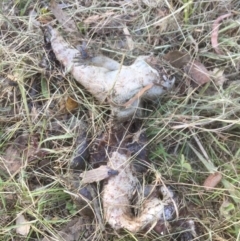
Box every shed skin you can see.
[102,152,174,233]
[49,27,176,232]
[49,27,175,121]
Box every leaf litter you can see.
[164,50,211,86]
[1,1,240,240]
[1,134,45,175]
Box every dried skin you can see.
[47,26,195,236]
[49,27,175,121]
[102,152,174,232]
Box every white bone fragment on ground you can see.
[102,152,174,232]
[49,27,175,121]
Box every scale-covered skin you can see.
[102,152,174,233]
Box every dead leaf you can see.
[203,172,222,191]
[83,12,114,25]
[1,134,43,174]
[65,97,79,112]
[210,68,227,86]
[2,134,29,174]
[163,51,191,68]
[50,0,78,33]
[2,146,22,174]
[211,13,232,55]
[163,51,211,87]
[80,165,118,184]
[16,214,30,236]
[184,60,211,86]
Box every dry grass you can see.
[0,0,240,240]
